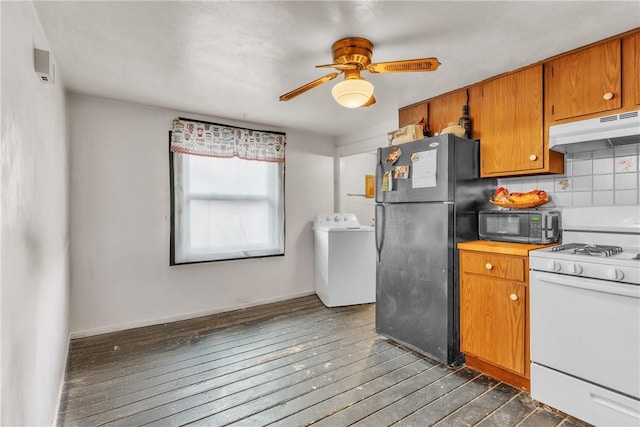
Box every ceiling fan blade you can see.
[315,63,359,71]
[366,58,441,73]
[362,95,376,107]
[279,72,341,101]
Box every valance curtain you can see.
[170,118,285,162]
[169,118,286,264]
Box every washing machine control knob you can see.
[334,216,340,222]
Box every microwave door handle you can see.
[544,215,550,241]
[545,215,558,241]
[544,215,549,241]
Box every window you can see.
[169,119,285,264]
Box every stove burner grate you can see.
[552,243,623,257]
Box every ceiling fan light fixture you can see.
[331,78,374,108]
[279,37,438,105]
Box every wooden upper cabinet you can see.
[398,101,427,128]
[428,89,469,137]
[480,65,547,176]
[622,32,640,107]
[468,85,483,141]
[546,39,622,121]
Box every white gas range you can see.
[529,206,640,426]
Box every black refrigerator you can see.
[375,134,496,365]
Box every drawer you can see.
[531,363,640,426]
[460,251,525,281]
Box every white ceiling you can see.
[33,1,640,138]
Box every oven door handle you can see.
[536,273,640,299]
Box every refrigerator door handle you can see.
[375,204,384,262]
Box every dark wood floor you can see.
[57,295,591,427]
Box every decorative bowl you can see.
[440,124,466,137]
[489,198,549,209]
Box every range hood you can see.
[549,110,640,153]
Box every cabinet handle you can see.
[485,263,493,270]
[603,92,614,101]
[529,154,538,161]
[510,293,518,301]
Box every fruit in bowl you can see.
[490,187,549,209]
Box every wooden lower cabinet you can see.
[457,241,556,391]
[461,274,527,376]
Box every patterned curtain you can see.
[170,118,285,163]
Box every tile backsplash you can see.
[498,145,640,207]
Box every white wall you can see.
[1,2,70,426]
[68,95,335,336]
[335,119,395,223]
[338,152,377,226]
[335,120,396,157]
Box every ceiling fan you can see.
[279,37,441,108]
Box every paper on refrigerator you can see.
[411,150,437,188]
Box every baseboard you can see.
[70,290,317,339]
[464,354,530,392]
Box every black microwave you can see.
[478,210,561,244]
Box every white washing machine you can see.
[312,213,376,307]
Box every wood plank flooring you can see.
[57,295,592,427]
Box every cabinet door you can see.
[480,65,543,176]
[546,39,621,120]
[468,85,483,141]
[460,274,526,375]
[398,102,427,128]
[622,32,640,107]
[428,89,468,137]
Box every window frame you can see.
[169,122,286,265]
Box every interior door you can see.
[375,202,456,364]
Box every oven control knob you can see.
[607,269,624,281]
[567,263,583,275]
[547,261,561,272]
